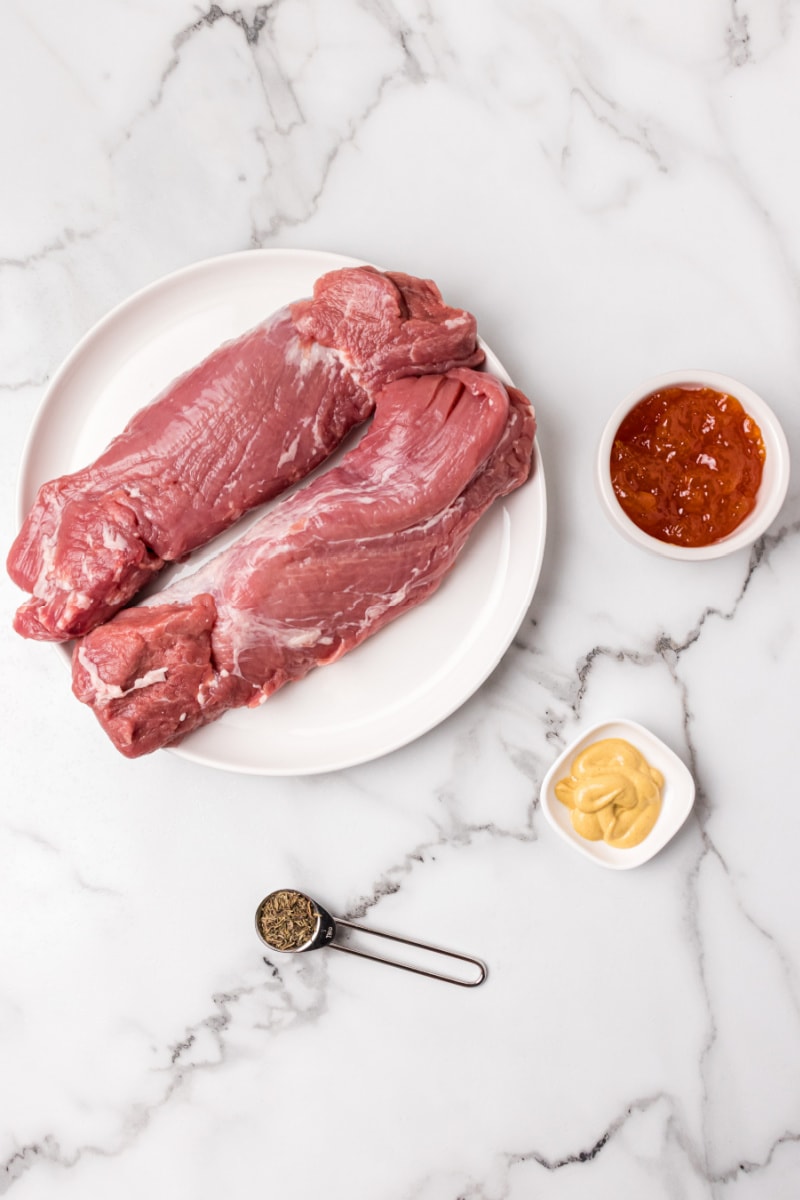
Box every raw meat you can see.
[8,267,482,642]
[72,368,536,758]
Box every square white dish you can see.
[540,718,695,869]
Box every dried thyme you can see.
[258,889,319,951]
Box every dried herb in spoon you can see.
[257,889,319,951]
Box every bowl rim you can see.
[596,369,791,561]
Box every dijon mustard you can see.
[555,737,663,849]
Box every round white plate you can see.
[17,248,547,775]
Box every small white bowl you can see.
[540,718,695,870]
[596,370,790,561]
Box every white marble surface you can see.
[2,2,799,1196]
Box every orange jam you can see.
[610,385,766,547]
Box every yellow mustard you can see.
[555,737,663,849]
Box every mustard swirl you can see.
[554,737,663,849]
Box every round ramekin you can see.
[596,370,791,561]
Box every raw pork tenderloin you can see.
[72,368,536,758]
[8,267,482,641]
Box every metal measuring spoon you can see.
[255,888,487,988]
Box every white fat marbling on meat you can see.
[284,628,323,648]
[281,335,337,377]
[331,345,356,380]
[33,532,58,594]
[224,616,324,676]
[76,646,168,704]
[62,591,94,620]
[276,432,301,469]
[101,524,130,552]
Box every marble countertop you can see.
[2,2,799,1197]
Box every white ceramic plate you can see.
[16,248,547,775]
[540,718,695,869]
